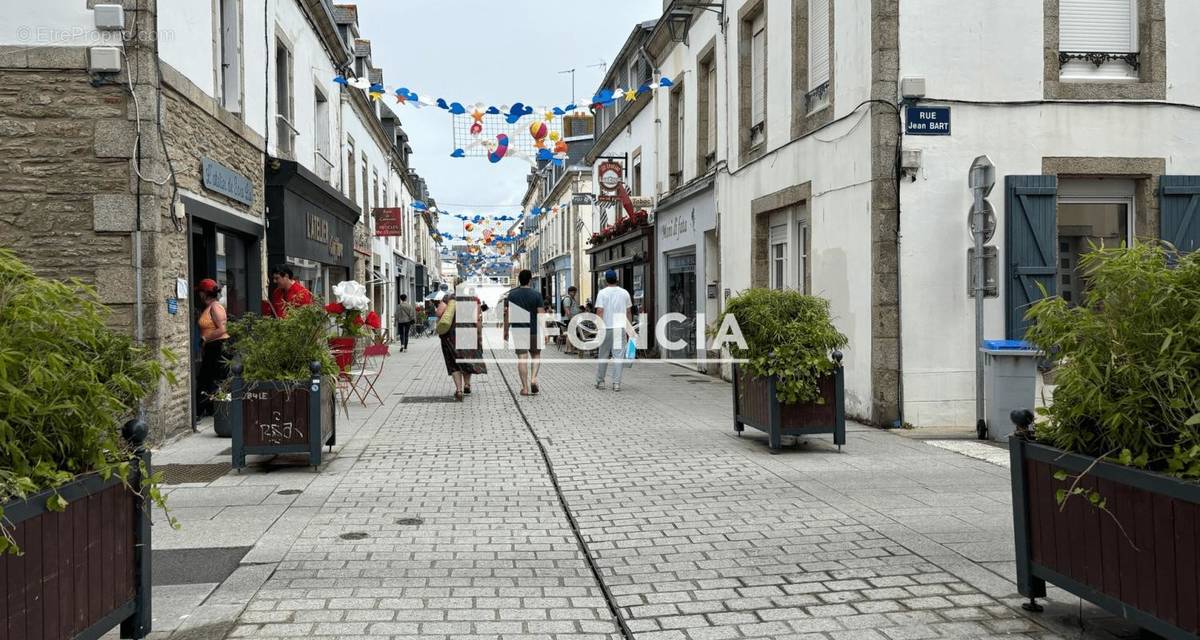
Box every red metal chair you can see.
[346,343,389,405]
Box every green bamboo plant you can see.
[0,250,175,554]
[1025,243,1200,479]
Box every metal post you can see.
[120,419,152,639]
[968,155,994,441]
[973,186,985,435]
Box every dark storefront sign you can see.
[374,208,404,236]
[202,158,255,206]
[265,158,359,273]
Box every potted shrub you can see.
[1009,243,1200,638]
[0,249,172,639]
[226,304,339,470]
[722,289,849,452]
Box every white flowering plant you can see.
[325,280,380,337]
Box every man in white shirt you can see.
[593,269,633,391]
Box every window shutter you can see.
[750,13,766,127]
[1005,176,1058,340]
[1059,0,1137,52]
[1159,176,1200,254]
[809,0,830,89]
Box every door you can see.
[1005,175,1058,340]
[1160,176,1200,254]
[666,252,697,359]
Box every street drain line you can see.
[489,350,634,640]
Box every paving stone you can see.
[208,344,1128,639]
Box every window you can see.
[1059,0,1138,81]
[360,153,368,214]
[699,55,717,171]
[808,0,830,111]
[314,88,331,181]
[750,11,767,146]
[218,0,241,113]
[1057,194,1133,305]
[372,170,379,210]
[796,210,811,294]
[669,84,684,189]
[274,38,294,155]
[346,136,356,201]
[770,236,787,290]
[631,150,642,197]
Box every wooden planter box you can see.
[1010,437,1200,639]
[230,363,337,470]
[0,423,151,640]
[731,361,846,453]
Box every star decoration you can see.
[394,93,406,104]
[471,109,486,124]
[624,88,638,102]
[544,110,555,122]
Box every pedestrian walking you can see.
[504,269,545,396]
[267,265,314,318]
[195,278,230,418]
[436,289,487,401]
[424,297,438,336]
[559,285,580,354]
[594,269,633,392]
[395,293,416,351]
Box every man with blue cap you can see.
[593,269,633,391]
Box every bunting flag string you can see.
[333,74,675,166]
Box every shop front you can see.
[654,179,718,367]
[586,219,655,351]
[185,158,265,430]
[415,263,427,300]
[395,254,413,306]
[542,254,573,313]
[265,159,358,303]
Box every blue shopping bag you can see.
[625,338,637,361]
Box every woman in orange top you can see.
[196,278,230,418]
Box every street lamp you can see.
[666,3,725,43]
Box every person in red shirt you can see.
[267,265,314,318]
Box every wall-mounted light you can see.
[666,2,725,44]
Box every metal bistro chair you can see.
[346,343,389,405]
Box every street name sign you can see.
[905,106,951,136]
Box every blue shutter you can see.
[1159,176,1200,253]
[1005,175,1058,340]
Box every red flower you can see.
[352,314,365,326]
[325,302,345,314]
[365,311,381,330]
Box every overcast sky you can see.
[351,0,662,235]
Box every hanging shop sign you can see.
[374,207,404,237]
[201,158,255,206]
[598,161,623,202]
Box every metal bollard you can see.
[120,418,152,639]
[1010,408,1035,440]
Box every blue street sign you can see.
[905,106,951,136]
[167,298,178,315]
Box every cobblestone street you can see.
[161,337,1135,640]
